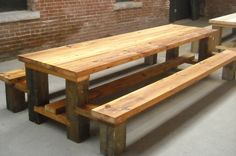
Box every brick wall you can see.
[204,0,236,17]
[0,0,169,61]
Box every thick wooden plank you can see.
[198,37,213,61]
[212,26,223,45]
[89,54,194,100]
[74,104,98,121]
[0,69,25,84]
[210,13,236,28]
[66,79,90,143]
[5,84,27,113]
[45,100,65,114]
[100,123,126,156]
[166,48,179,60]
[26,68,49,124]
[144,54,157,65]
[222,61,236,80]
[14,79,27,92]
[34,106,70,126]
[19,24,216,82]
[92,50,236,125]
[46,55,194,116]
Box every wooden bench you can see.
[0,69,27,112]
[88,50,236,156]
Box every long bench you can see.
[0,69,27,112]
[89,50,236,156]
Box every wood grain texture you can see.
[92,50,236,125]
[26,68,49,124]
[66,79,90,143]
[198,38,210,61]
[0,69,25,84]
[210,13,236,28]
[222,61,236,80]
[45,100,65,114]
[166,47,179,61]
[19,24,216,82]
[100,123,126,156]
[34,106,70,126]
[44,54,194,118]
[14,79,27,92]
[5,84,27,113]
[144,54,157,65]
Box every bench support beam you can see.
[5,84,27,113]
[222,61,236,81]
[100,123,126,156]
[66,79,90,143]
[26,68,49,124]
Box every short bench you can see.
[0,69,27,112]
[90,50,236,156]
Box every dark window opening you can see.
[0,0,27,12]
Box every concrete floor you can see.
[0,19,236,156]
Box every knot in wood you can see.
[105,104,111,109]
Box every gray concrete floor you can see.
[0,18,236,156]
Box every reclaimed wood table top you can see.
[19,24,217,82]
[209,13,236,28]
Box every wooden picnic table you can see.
[18,24,217,143]
[209,13,236,45]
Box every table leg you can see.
[198,37,213,61]
[191,41,199,54]
[26,68,49,124]
[66,79,90,143]
[100,123,126,156]
[166,47,179,61]
[212,26,222,45]
[166,47,179,70]
[144,54,158,65]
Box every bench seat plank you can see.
[0,69,25,84]
[92,50,236,125]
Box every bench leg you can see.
[144,54,158,65]
[5,84,26,113]
[66,79,90,143]
[100,123,126,156]
[26,68,49,124]
[222,62,236,81]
